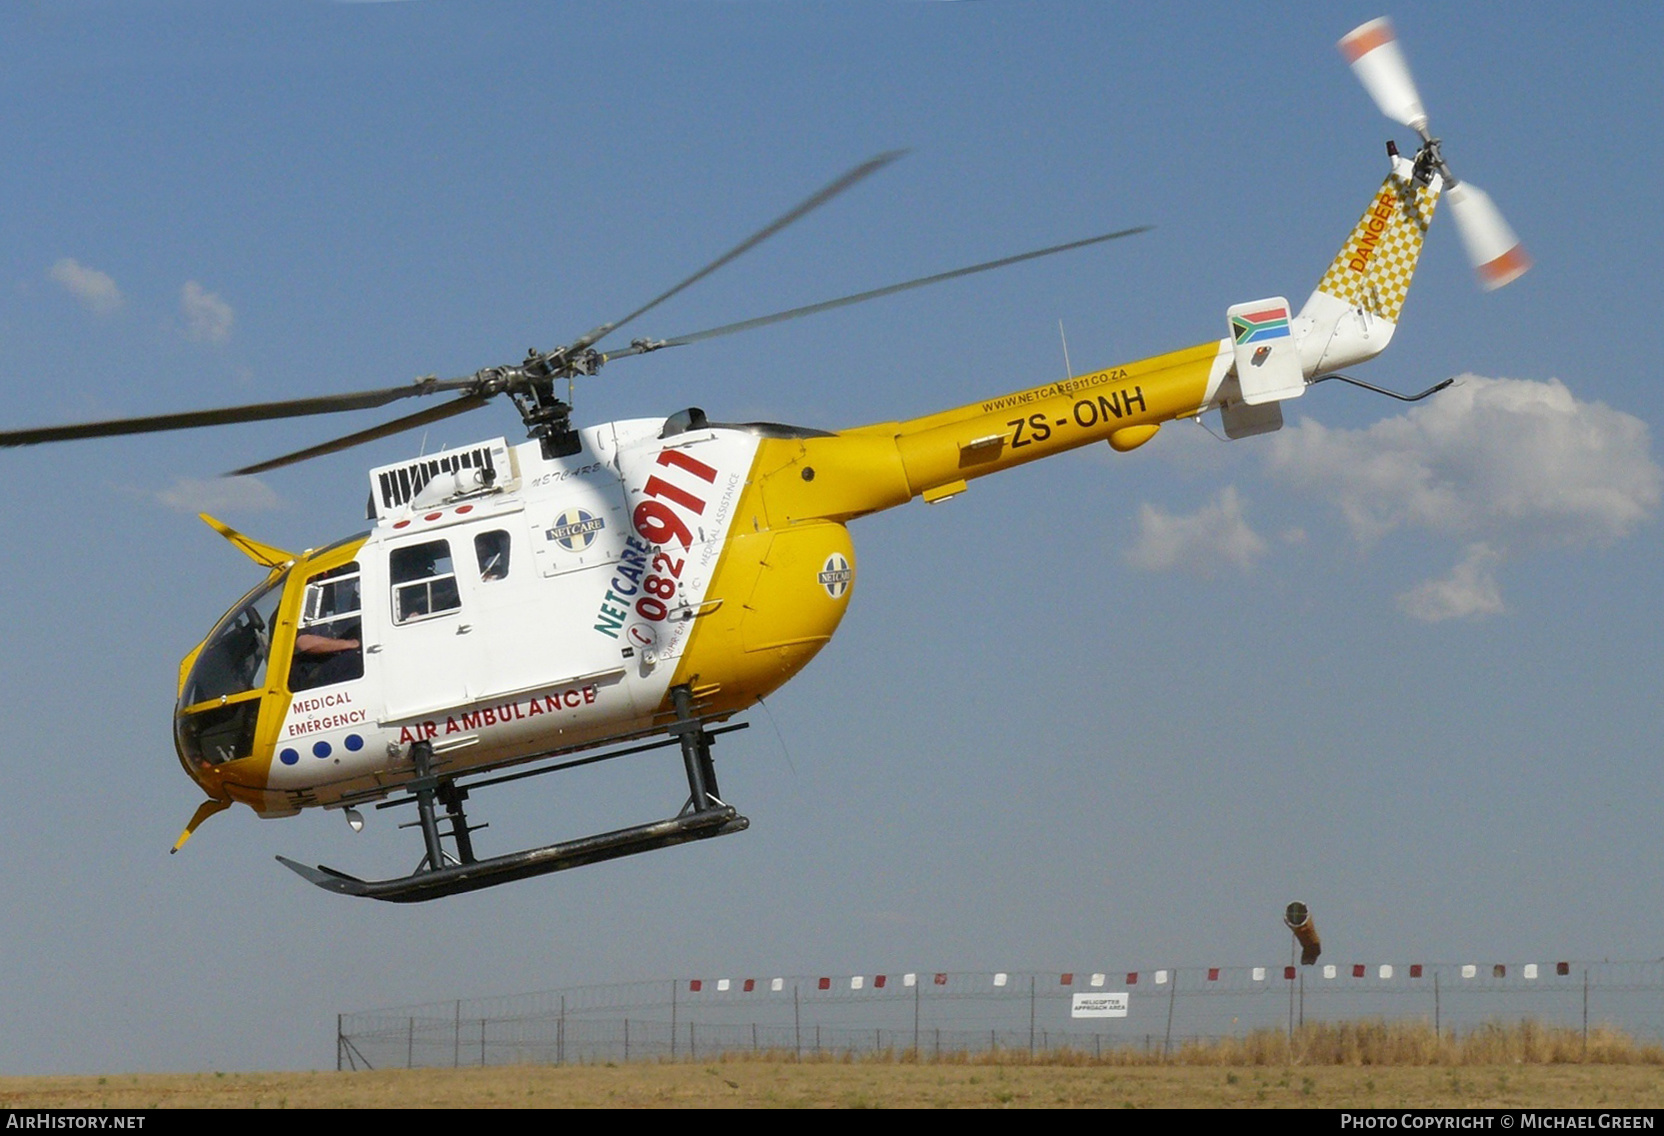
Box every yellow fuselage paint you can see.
[667,339,1221,711]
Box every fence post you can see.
[1287,957,1295,1042]
[479,1018,486,1066]
[1029,975,1036,1056]
[1162,970,1177,1060]
[794,985,802,1060]
[1583,968,1589,1053]
[671,980,678,1060]
[407,1016,414,1069]
[1434,971,1441,1036]
[453,999,461,1068]
[624,1018,630,1062]
[558,995,565,1066]
[913,981,921,1056]
[337,1014,343,1072]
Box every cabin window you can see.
[475,530,511,581]
[290,561,364,692]
[390,540,461,624]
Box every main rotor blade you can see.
[0,378,478,448]
[602,225,1152,360]
[228,394,492,476]
[567,150,907,353]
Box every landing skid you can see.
[276,807,747,902]
[278,684,748,902]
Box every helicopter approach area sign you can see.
[1071,993,1130,1019]
[0,18,1529,901]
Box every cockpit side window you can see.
[390,540,460,624]
[475,530,511,582]
[290,561,364,692]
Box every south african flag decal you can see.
[1231,305,1290,345]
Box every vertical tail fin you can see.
[1299,152,1442,374]
[1312,152,1441,323]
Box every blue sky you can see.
[1,2,1661,1073]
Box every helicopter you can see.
[1,18,1528,902]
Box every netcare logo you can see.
[549,507,606,552]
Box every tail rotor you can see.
[1444,181,1531,290]
[1340,17,1530,291]
[1339,17,1427,132]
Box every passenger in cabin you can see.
[476,530,511,581]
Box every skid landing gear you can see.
[277,688,748,902]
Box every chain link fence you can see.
[337,961,1664,1070]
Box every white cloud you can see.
[1268,375,1661,549]
[48,258,123,315]
[1266,376,1660,617]
[153,476,280,514]
[1125,485,1267,575]
[181,281,234,344]
[1397,543,1507,623]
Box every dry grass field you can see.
[4,1023,1661,1108]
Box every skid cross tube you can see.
[367,723,750,810]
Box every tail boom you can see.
[782,154,1451,521]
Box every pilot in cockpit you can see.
[289,563,364,692]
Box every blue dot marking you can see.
[313,740,332,759]
[279,748,299,766]
[344,734,364,752]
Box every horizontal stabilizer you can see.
[1221,399,1284,439]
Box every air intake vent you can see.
[368,439,514,519]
